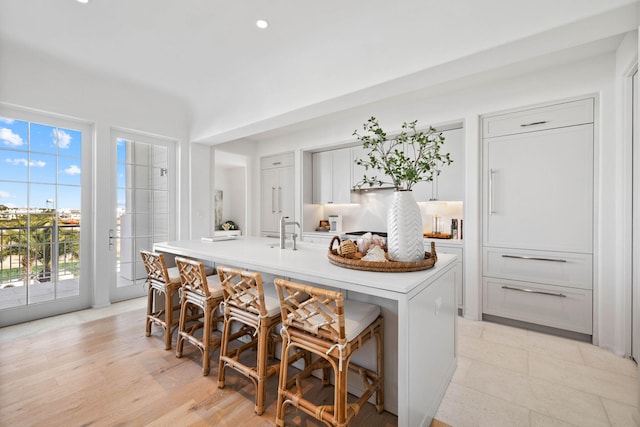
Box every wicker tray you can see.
[327,236,437,272]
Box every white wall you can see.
[0,40,191,307]
[612,30,638,356]
[239,51,631,353]
[214,166,246,233]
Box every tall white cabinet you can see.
[481,98,594,336]
[260,153,294,236]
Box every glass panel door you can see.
[110,131,175,301]
[0,110,89,325]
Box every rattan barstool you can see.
[216,266,307,415]
[140,250,184,350]
[274,278,384,427]
[174,256,224,376]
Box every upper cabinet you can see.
[413,126,465,202]
[312,148,352,204]
[261,153,294,235]
[482,98,593,138]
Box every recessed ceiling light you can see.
[77,0,89,3]
[256,19,269,29]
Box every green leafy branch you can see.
[352,116,452,191]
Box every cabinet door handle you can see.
[271,187,276,213]
[489,169,497,215]
[501,285,567,298]
[278,186,282,213]
[520,121,547,127]
[272,161,282,166]
[501,254,567,263]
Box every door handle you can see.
[520,121,547,127]
[502,254,567,263]
[489,169,497,215]
[501,285,567,298]
[271,187,276,213]
[108,229,116,250]
[278,186,282,213]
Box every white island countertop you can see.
[153,236,458,427]
[154,237,456,299]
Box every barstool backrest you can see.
[175,256,211,298]
[140,250,170,284]
[274,278,346,344]
[217,266,266,316]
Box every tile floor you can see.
[435,317,640,427]
[2,299,639,426]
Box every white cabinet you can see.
[312,148,352,204]
[481,97,594,336]
[482,98,593,138]
[302,232,337,245]
[261,153,294,235]
[427,240,463,309]
[483,277,593,335]
[414,127,465,202]
[483,125,593,253]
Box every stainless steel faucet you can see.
[279,216,301,250]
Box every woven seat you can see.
[216,266,307,415]
[274,278,384,427]
[175,256,224,376]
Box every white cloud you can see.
[0,128,24,147]
[53,128,72,149]
[0,191,11,198]
[0,117,15,124]
[64,164,81,175]
[5,158,46,167]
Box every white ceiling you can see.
[0,0,638,144]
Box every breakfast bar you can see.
[154,237,458,427]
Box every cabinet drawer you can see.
[483,98,594,138]
[303,234,335,245]
[483,278,592,334]
[483,248,591,290]
[261,153,294,169]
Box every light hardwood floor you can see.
[0,298,400,426]
[4,297,637,426]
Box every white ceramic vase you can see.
[387,190,424,262]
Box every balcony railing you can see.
[0,223,80,288]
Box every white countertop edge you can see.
[153,237,457,298]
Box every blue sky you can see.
[0,117,82,210]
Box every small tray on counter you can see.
[327,236,437,273]
[423,232,452,239]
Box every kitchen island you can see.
[154,237,457,427]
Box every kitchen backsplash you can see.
[305,189,463,236]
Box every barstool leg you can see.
[145,287,154,337]
[202,305,212,376]
[335,360,348,426]
[176,297,188,358]
[164,289,173,350]
[255,322,268,415]
[376,320,385,413]
[217,315,230,388]
[275,338,291,427]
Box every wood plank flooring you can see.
[0,306,406,426]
